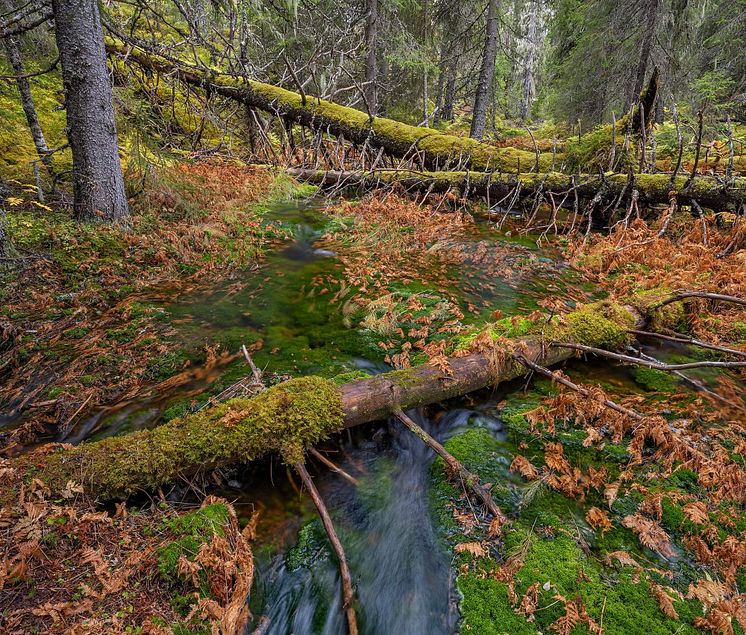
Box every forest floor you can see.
[1,160,745,634]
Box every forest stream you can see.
[6,197,731,634]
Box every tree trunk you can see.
[624,0,660,112]
[1,11,54,177]
[363,0,378,116]
[442,53,458,121]
[286,167,746,212]
[0,183,10,260]
[52,0,129,222]
[433,34,449,124]
[470,0,500,139]
[23,301,644,499]
[519,0,539,121]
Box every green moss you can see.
[284,520,329,571]
[63,327,89,339]
[732,321,746,342]
[633,367,678,392]
[331,370,371,384]
[545,300,636,349]
[631,289,688,333]
[157,504,230,584]
[458,515,701,634]
[38,376,345,499]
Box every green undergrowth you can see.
[429,385,716,634]
[453,300,636,355]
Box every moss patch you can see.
[157,504,230,584]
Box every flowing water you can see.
[247,405,512,635]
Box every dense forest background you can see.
[1,0,745,193]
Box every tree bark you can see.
[285,167,746,211]
[519,0,539,122]
[363,0,378,116]
[52,0,129,222]
[624,0,660,112]
[433,35,448,125]
[21,301,645,499]
[0,182,10,260]
[470,0,500,139]
[442,51,459,122]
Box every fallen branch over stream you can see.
[394,409,507,529]
[294,462,359,635]
[17,300,643,500]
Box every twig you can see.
[241,344,263,383]
[670,103,683,184]
[294,462,359,635]
[684,110,704,190]
[62,393,93,430]
[690,199,708,246]
[394,409,507,525]
[525,125,539,173]
[628,330,746,358]
[652,291,746,310]
[309,448,360,486]
[513,354,643,420]
[552,342,746,371]
[630,348,745,411]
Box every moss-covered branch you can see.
[104,39,548,173]
[18,302,642,500]
[287,167,746,210]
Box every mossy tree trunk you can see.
[20,302,643,501]
[104,39,547,173]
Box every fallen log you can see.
[105,39,550,172]
[286,167,746,211]
[17,301,641,500]
[106,41,745,210]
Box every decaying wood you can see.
[294,462,359,635]
[105,39,544,173]
[16,301,648,499]
[394,409,507,526]
[286,167,746,211]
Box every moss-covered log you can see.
[287,167,746,211]
[104,39,548,172]
[19,301,642,500]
